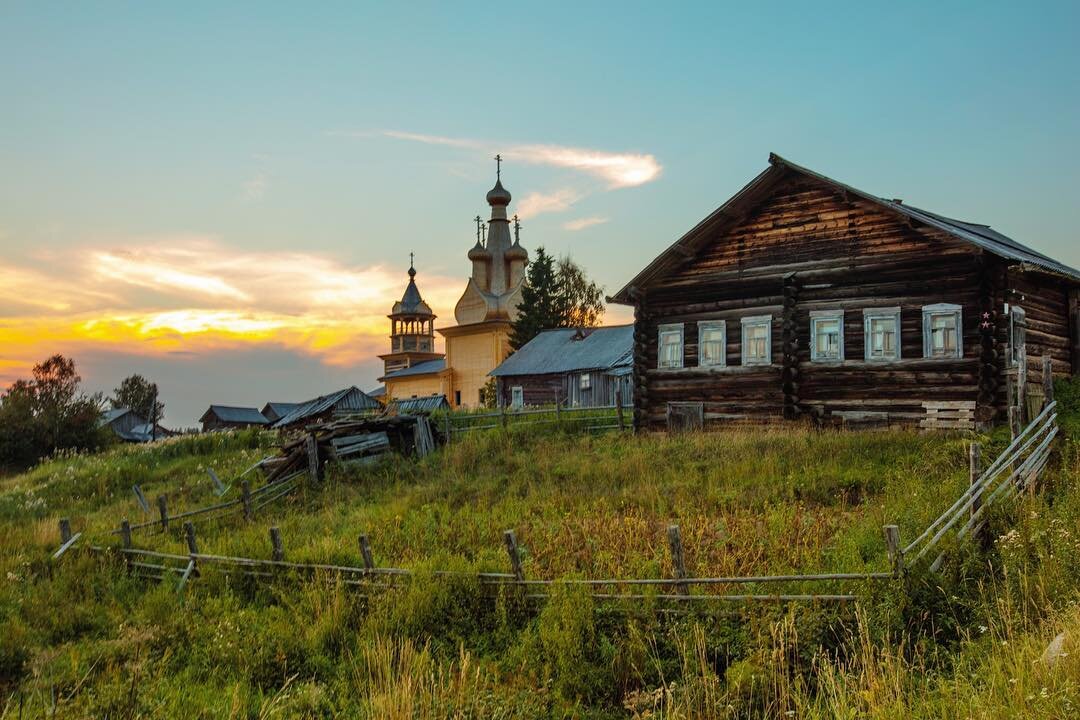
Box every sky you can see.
[2,1,1079,427]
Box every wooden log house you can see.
[610,154,1080,431]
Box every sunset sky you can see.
[3,2,1080,426]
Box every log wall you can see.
[631,174,1077,430]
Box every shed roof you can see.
[387,394,451,414]
[199,405,269,425]
[270,386,380,429]
[489,326,634,377]
[611,153,1080,303]
[382,358,446,380]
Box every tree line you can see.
[0,356,166,470]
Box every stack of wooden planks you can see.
[919,400,975,430]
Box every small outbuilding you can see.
[100,408,175,442]
[200,405,270,432]
[489,326,634,408]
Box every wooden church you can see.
[611,153,1080,431]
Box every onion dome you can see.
[468,239,491,261]
[506,238,527,262]
[486,178,511,206]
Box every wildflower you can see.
[978,625,988,634]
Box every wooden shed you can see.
[200,405,270,432]
[610,153,1080,431]
[489,326,634,408]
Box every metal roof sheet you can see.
[382,358,446,379]
[387,394,450,414]
[270,386,380,429]
[489,325,634,377]
[201,405,270,425]
[99,407,136,426]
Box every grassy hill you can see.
[2,392,1079,718]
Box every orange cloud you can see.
[0,238,463,388]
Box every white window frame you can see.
[657,323,684,369]
[740,315,772,366]
[579,373,591,391]
[862,307,901,362]
[809,310,845,362]
[697,320,727,368]
[1007,304,1026,367]
[510,386,524,408]
[922,303,963,359]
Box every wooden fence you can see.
[441,388,632,442]
[52,381,1064,608]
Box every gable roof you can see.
[199,405,269,425]
[270,386,380,429]
[260,402,299,420]
[381,358,446,380]
[99,407,139,426]
[611,153,1080,303]
[489,325,634,377]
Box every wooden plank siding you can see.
[630,174,1055,431]
[497,371,632,408]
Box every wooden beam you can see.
[667,525,689,595]
[883,525,903,576]
[503,530,524,582]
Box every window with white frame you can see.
[657,323,684,369]
[511,386,524,408]
[697,320,727,367]
[579,373,591,391]
[741,315,772,365]
[863,307,901,361]
[922,303,963,358]
[810,310,844,362]
[1008,304,1026,366]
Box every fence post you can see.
[503,530,524,582]
[241,480,253,521]
[969,443,985,544]
[183,521,198,555]
[667,525,689,595]
[59,518,72,544]
[1008,406,1020,440]
[359,533,375,573]
[306,433,322,483]
[120,519,132,572]
[269,527,284,561]
[555,391,562,428]
[615,387,625,432]
[156,495,169,531]
[1043,354,1054,408]
[443,412,451,445]
[500,403,508,429]
[883,525,903,576]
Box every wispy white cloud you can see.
[241,173,268,201]
[380,130,662,189]
[516,188,582,219]
[562,216,609,231]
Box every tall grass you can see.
[1,385,1079,717]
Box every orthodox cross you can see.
[494,153,502,179]
[475,215,482,243]
[513,214,521,242]
[409,251,414,268]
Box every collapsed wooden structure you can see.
[267,413,438,482]
[611,153,1080,431]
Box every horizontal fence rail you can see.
[57,520,902,609]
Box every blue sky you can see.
[2,1,1079,425]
